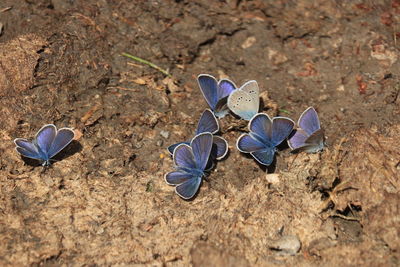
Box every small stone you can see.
[157,140,163,147]
[160,130,170,139]
[266,173,280,185]
[318,94,329,101]
[269,235,301,256]
[241,36,256,49]
[336,84,345,91]
[267,48,288,65]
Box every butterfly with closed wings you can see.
[227,80,260,121]
[288,107,325,153]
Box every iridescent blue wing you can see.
[236,134,265,153]
[214,79,237,118]
[250,148,275,166]
[227,80,259,121]
[271,117,294,147]
[167,141,189,155]
[165,170,193,185]
[164,169,202,199]
[249,113,272,143]
[288,129,309,150]
[196,109,219,135]
[47,128,75,158]
[298,107,320,136]
[175,175,202,199]
[212,135,228,160]
[198,74,218,111]
[35,124,57,156]
[190,132,213,171]
[14,138,42,160]
[173,144,197,169]
[217,79,236,100]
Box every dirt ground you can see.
[0,0,399,266]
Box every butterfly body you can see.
[14,124,75,166]
[237,114,294,166]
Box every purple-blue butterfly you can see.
[165,132,213,199]
[288,107,324,153]
[14,124,75,166]
[167,109,228,161]
[236,114,294,166]
[198,74,237,118]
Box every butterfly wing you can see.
[217,79,236,100]
[47,128,75,158]
[198,74,218,111]
[303,129,324,152]
[249,113,272,143]
[196,109,219,135]
[165,170,193,185]
[298,107,320,136]
[212,135,228,160]
[175,175,202,199]
[271,117,295,147]
[212,79,237,118]
[288,129,309,150]
[250,148,275,166]
[167,141,190,155]
[236,134,265,153]
[227,80,260,120]
[165,169,202,199]
[190,132,213,171]
[35,124,57,157]
[173,144,197,169]
[14,138,42,160]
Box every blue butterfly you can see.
[236,114,294,166]
[14,124,75,166]
[288,107,325,153]
[198,74,237,118]
[167,109,228,161]
[165,132,214,199]
[227,80,260,121]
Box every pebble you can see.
[269,235,301,256]
[160,130,170,139]
[0,23,3,36]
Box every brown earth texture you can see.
[1,0,400,266]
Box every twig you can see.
[279,109,291,115]
[0,7,12,13]
[106,86,139,92]
[122,52,171,77]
